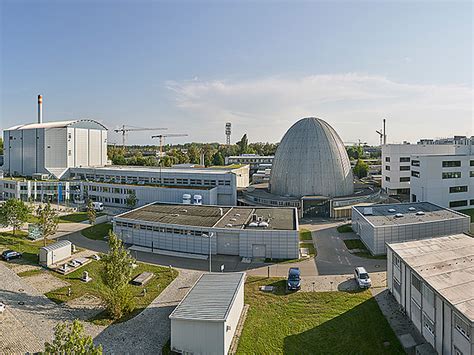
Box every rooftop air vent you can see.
[230,218,237,222]
[416,211,425,216]
[388,208,396,213]
[171,214,180,217]
[408,207,416,211]
[225,224,233,228]
[180,209,188,213]
[235,213,241,217]
[363,207,373,216]
[395,213,404,218]
[248,222,258,227]
[258,221,269,228]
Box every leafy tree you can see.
[212,151,225,166]
[353,159,369,178]
[43,319,102,354]
[125,191,138,209]
[237,134,249,154]
[0,137,3,155]
[36,202,59,246]
[0,198,30,235]
[187,145,201,164]
[86,200,97,227]
[346,145,364,160]
[101,231,135,319]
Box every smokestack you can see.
[37,95,43,124]
[383,118,386,145]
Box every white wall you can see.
[224,281,244,354]
[171,319,225,354]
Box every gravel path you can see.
[94,268,202,354]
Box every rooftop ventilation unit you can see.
[235,213,241,217]
[171,213,180,217]
[248,222,259,227]
[258,221,269,228]
[416,211,425,216]
[362,207,373,216]
[388,208,396,213]
[180,209,188,213]
[395,213,404,218]
[408,207,416,211]
[230,218,237,222]
[225,223,233,228]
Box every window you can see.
[400,157,410,162]
[411,171,420,178]
[442,172,461,179]
[400,177,410,182]
[449,200,468,208]
[423,315,435,336]
[449,186,468,193]
[471,160,474,167]
[411,160,420,167]
[454,314,471,339]
[442,160,461,168]
[470,171,474,178]
[385,165,390,171]
[394,256,401,269]
[385,176,390,182]
[385,157,390,162]
[400,165,410,171]
[470,199,474,206]
[422,284,434,306]
[411,274,422,292]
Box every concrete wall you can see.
[224,280,244,354]
[171,319,225,354]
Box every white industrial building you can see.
[113,203,299,259]
[3,120,108,179]
[39,240,72,267]
[170,272,245,355]
[351,202,470,255]
[387,234,474,355]
[410,148,473,210]
[225,154,273,174]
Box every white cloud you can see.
[166,73,473,144]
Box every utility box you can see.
[39,240,72,267]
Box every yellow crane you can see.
[114,125,167,147]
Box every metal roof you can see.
[73,165,241,175]
[387,234,474,323]
[40,240,72,253]
[169,272,245,321]
[353,202,468,227]
[6,119,107,131]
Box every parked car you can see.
[92,202,104,211]
[0,302,5,314]
[354,267,372,289]
[287,267,301,291]
[1,250,22,262]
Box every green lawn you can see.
[45,259,177,325]
[337,224,353,233]
[299,228,313,241]
[237,277,403,354]
[0,231,51,264]
[459,208,474,222]
[59,212,106,223]
[81,223,112,240]
[343,239,386,260]
[300,242,316,256]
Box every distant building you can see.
[410,149,474,210]
[113,203,299,259]
[170,273,245,355]
[352,202,470,255]
[387,234,474,355]
[3,120,108,179]
[225,154,274,175]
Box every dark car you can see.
[287,267,301,291]
[1,250,22,261]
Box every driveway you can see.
[301,220,387,276]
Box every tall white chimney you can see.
[37,94,43,124]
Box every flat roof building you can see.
[387,234,474,355]
[113,203,299,259]
[352,202,470,255]
[170,272,245,355]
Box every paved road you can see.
[94,268,202,354]
[301,221,387,276]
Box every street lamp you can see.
[202,232,214,272]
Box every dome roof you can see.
[270,117,353,198]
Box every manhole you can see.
[18,301,24,305]
[18,289,24,292]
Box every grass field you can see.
[0,231,51,263]
[337,223,353,233]
[81,222,112,240]
[299,228,313,241]
[237,277,403,354]
[45,259,177,325]
[343,239,386,260]
[27,212,105,224]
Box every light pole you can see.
[202,232,214,272]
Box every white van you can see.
[354,267,372,289]
[92,202,104,211]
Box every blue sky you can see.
[1,0,472,145]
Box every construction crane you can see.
[344,139,367,146]
[114,125,167,147]
[375,118,387,146]
[151,133,189,158]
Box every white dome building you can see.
[270,117,354,198]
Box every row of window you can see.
[449,186,468,193]
[115,221,209,236]
[88,185,134,194]
[449,199,474,208]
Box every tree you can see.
[125,191,138,209]
[237,134,249,154]
[36,202,59,246]
[44,319,102,354]
[86,200,97,227]
[0,198,30,235]
[353,159,369,179]
[211,151,225,166]
[101,231,135,319]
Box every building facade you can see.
[225,154,274,174]
[410,150,474,211]
[387,235,474,355]
[352,202,470,255]
[113,203,299,259]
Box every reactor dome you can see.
[270,117,354,198]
